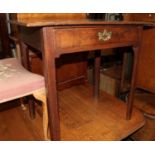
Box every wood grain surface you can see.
[0,84,145,140]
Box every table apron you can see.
[53,26,139,55]
[20,25,140,58]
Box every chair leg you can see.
[28,96,36,119]
[19,97,35,118]
[19,98,27,111]
[33,89,49,140]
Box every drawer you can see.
[54,26,139,50]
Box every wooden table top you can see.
[9,19,155,27]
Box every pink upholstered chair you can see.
[0,58,48,140]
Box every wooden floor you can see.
[131,91,155,140]
[0,101,44,140]
[0,84,145,141]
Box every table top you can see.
[9,19,155,27]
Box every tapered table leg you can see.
[94,50,101,99]
[126,46,139,120]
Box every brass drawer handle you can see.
[98,30,112,41]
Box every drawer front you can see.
[54,26,139,50]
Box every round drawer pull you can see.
[98,30,112,41]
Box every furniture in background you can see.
[123,13,155,92]
[9,13,88,90]
[0,58,48,140]
[87,48,131,97]
[0,14,10,58]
